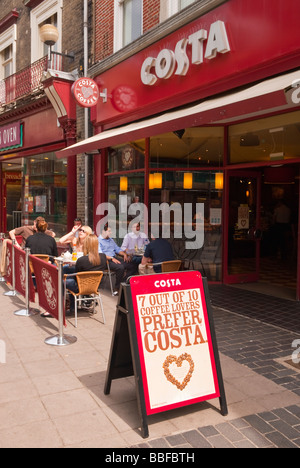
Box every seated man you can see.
[98,224,137,295]
[10,216,55,249]
[121,222,149,265]
[139,232,174,275]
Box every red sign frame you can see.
[129,271,220,416]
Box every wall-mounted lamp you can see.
[39,24,59,46]
[120,176,128,191]
[40,24,75,68]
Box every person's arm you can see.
[141,254,152,265]
[46,229,56,238]
[113,241,129,262]
[59,225,80,244]
[9,229,21,248]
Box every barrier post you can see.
[14,248,39,317]
[44,258,77,347]
[4,240,17,297]
[0,233,6,283]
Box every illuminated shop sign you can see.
[0,122,23,151]
[141,20,231,86]
[71,78,100,107]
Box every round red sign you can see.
[72,78,100,108]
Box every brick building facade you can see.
[0,0,95,234]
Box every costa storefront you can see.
[58,0,300,299]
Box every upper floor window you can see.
[0,25,16,80]
[180,0,196,9]
[114,0,143,52]
[165,0,196,18]
[2,45,13,78]
[31,0,63,63]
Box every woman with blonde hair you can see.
[65,235,107,314]
[77,234,107,271]
[59,225,93,253]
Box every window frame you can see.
[114,0,143,52]
[0,25,16,80]
[30,0,63,64]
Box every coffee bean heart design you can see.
[163,353,195,391]
[81,86,94,99]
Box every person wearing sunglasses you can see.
[59,224,92,253]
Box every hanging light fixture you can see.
[184,172,193,189]
[215,150,224,190]
[120,176,128,191]
[215,172,224,190]
[149,173,155,190]
[154,172,162,189]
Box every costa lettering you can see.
[141,20,230,86]
[72,78,100,107]
[154,278,181,288]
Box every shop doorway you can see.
[224,166,299,299]
[2,170,22,233]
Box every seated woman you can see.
[59,225,93,253]
[25,219,58,259]
[65,234,107,314]
[61,225,93,275]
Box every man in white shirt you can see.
[121,222,149,263]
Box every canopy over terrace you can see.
[56,69,300,159]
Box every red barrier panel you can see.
[5,240,13,285]
[30,256,66,326]
[14,246,36,303]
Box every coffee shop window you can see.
[229,110,300,164]
[149,127,224,169]
[107,173,145,244]
[23,152,67,237]
[148,170,223,282]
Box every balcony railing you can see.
[0,52,67,107]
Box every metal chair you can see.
[65,271,105,328]
[101,260,116,296]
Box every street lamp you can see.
[39,24,59,69]
[39,24,59,46]
[39,24,74,69]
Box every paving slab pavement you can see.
[0,281,300,448]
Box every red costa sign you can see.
[72,78,99,108]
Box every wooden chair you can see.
[65,271,105,328]
[29,255,50,274]
[161,260,182,272]
[145,259,182,273]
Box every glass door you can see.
[224,170,261,284]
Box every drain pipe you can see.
[84,0,89,225]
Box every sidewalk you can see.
[0,280,300,448]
